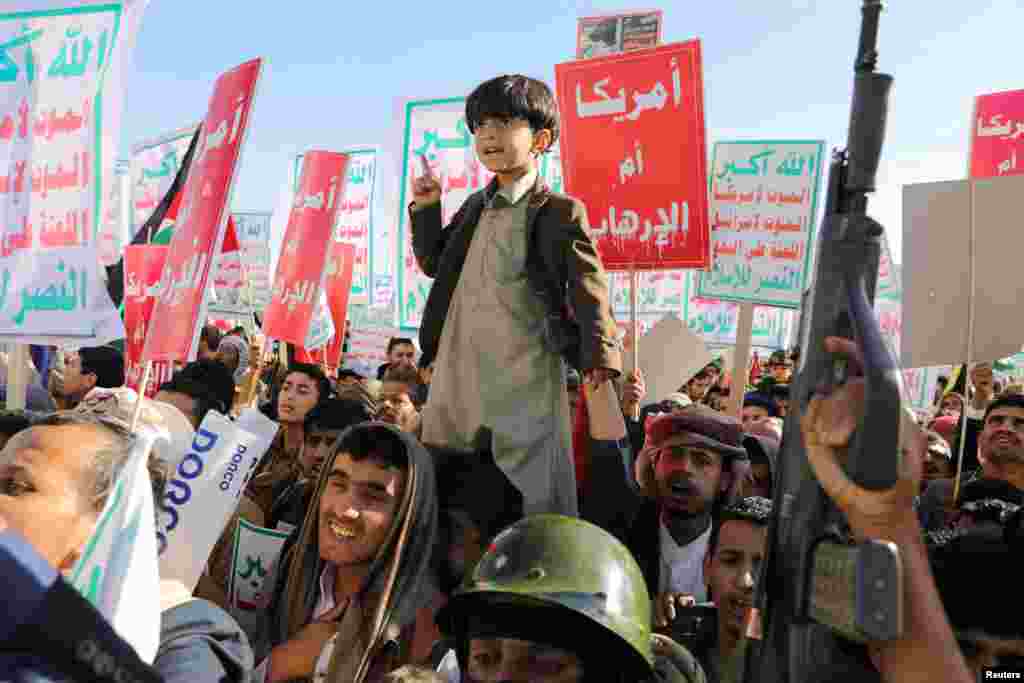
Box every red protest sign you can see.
[262,151,350,347]
[143,59,262,362]
[970,89,1024,179]
[124,246,172,396]
[324,241,355,368]
[555,41,709,271]
[124,246,168,366]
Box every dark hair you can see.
[306,398,372,434]
[937,375,949,385]
[687,369,713,386]
[743,392,779,417]
[165,359,237,417]
[338,368,364,381]
[983,393,1024,423]
[78,346,125,389]
[228,326,248,341]
[386,337,416,355]
[708,496,773,558]
[155,378,211,423]
[927,524,1024,639]
[284,362,331,403]
[200,324,222,351]
[382,364,424,409]
[465,75,559,152]
[334,382,378,417]
[0,410,31,438]
[334,424,409,471]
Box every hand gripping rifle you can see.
[736,3,899,681]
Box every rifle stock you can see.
[737,3,902,681]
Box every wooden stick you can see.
[130,361,152,432]
[630,267,640,421]
[728,302,756,420]
[6,344,28,410]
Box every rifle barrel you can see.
[855,1,884,73]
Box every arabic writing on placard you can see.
[687,295,794,348]
[698,141,824,308]
[876,231,901,303]
[262,151,348,347]
[397,98,564,328]
[971,90,1024,179]
[324,241,355,367]
[131,127,196,234]
[123,245,173,396]
[0,6,139,338]
[143,59,260,362]
[96,159,127,267]
[556,41,708,270]
[332,149,375,305]
[609,269,687,315]
[209,212,272,315]
[342,323,402,379]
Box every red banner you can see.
[143,59,262,362]
[124,246,172,396]
[970,89,1024,179]
[262,151,350,346]
[555,41,709,271]
[324,242,356,368]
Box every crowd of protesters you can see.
[1,74,1016,683]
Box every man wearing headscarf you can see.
[217,334,250,385]
[254,423,438,682]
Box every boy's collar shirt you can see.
[486,167,539,208]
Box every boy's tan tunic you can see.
[421,170,577,515]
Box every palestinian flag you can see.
[106,125,240,309]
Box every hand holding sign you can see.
[412,154,442,207]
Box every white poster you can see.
[158,409,278,592]
[0,0,146,342]
[208,211,272,315]
[229,518,290,613]
[130,125,195,234]
[699,140,826,308]
[69,449,160,663]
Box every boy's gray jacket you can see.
[409,175,622,374]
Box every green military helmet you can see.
[437,514,654,680]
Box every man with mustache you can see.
[918,386,1022,530]
[682,496,772,683]
[626,407,749,630]
[975,394,1024,489]
[379,364,423,435]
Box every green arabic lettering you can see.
[238,555,267,580]
[0,25,43,84]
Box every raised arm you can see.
[800,337,973,683]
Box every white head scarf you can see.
[217,335,249,384]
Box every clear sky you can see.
[119,0,1022,264]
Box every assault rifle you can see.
[738,2,901,681]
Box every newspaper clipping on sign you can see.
[576,10,662,59]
